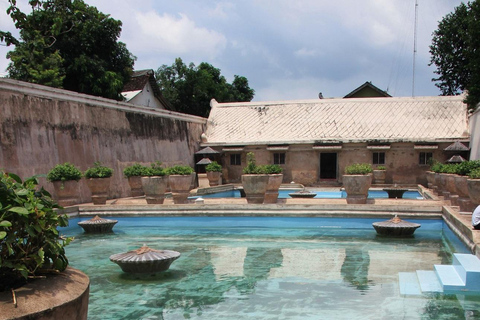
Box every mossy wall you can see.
[0,79,206,203]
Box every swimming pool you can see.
[62,216,479,320]
[197,189,423,199]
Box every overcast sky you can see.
[0,0,464,101]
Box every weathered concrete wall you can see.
[471,110,480,160]
[0,79,206,203]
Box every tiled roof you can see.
[204,96,469,146]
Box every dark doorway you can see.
[320,153,337,179]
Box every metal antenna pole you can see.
[412,0,418,97]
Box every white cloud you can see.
[294,48,318,58]
[132,11,227,60]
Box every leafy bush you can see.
[261,164,283,174]
[430,161,443,173]
[166,165,194,175]
[243,152,262,174]
[440,163,459,174]
[456,160,480,176]
[46,162,82,182]
[0,172,72,291]
[123,163,148,178]
[205,161,222,172]
[375,166,386,170]
[469,168,480,179]
[84,162,113,179]
[143,162,167,176]
[344,163,373,175]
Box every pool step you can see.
[399,253,480,295]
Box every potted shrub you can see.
[456,160,480,212]
[47,162,82,207]
[84,162,114,205]
[205,161,222,186]
[166,165,194,204]
[141,162,168,204]
[241,152,269,204]
[467,168,480,206]
[342,163,373,204]
[373,166,386,184]
[123,163,147,197]
[262,164,284,204]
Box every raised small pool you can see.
[62,216,480,319]
[197,189,423,199]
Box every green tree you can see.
[430,1,480,110]
[1,0,135,100]
[155,58,254,117]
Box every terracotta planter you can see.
[206,171,222,187]
[86,177,111,205]
[169,175,193,204]
[433,173,441,194]
[467,179,480,205]
[141,176,168,204]
[438,173,448,195]
[373,170,386,184]
[426,171,435,189]
[455,175,475,212]
[52,180,79,207]
[343,174,372,204]
[241,174,269,204]
[444,174,457,201]
[127,176,144,197]
[264,174,284,204]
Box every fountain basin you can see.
[110,245,181,274]
[78,215,118,233]
[372,215,421,236]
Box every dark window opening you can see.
[274,153,286,165]
[373,152,385,165]
[419,152,433,165]
[230,154,241,166]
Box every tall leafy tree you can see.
[156,58,254,117]
[430,1,480,110]
[1,0,135,100]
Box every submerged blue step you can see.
[434,265,465,291]
[399,272,421,295]
[416,270,443,292]
[453,253,480,291]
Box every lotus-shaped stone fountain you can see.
[109,245,181,274]
[372,215,421,236]
[78,215,118,233]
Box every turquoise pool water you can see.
[198,189,423,199]
[62,217,480,320]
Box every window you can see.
[230,154,241,166]
[274,153,286,165]
[419,152,433,165]
[372,152,385,165]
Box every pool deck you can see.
[64,185,480,258]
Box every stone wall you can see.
[0,79,206,203]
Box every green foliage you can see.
[84,162,113,179]
[156,58,255,116]
[2,0,135,100]
[0,171,72,291]
[123,163,148,178]
[243,152,262,174]
[456,160,480,176]
[261,164,283,174]
[375,166,386,170]
[429,1,480,110]
[430,161,443,173]
[344,163,373,175]
[46,162,82,182]
[440,163,459,174]
[166,165,194,176]
[468,168,480,179]
[143,162,167,176]
[205,161,222,172]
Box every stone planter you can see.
[438,173,448,198]
[206,171,222,187]
[433,173,441,195]
[426,171,435,189]
[343,174,372,204]
[467,178,480,206]
[373,170,386,184]
[455,175,475,212]
[264,174,284,204]
[241,174,269,204]
[445,174,458,205]
[52,180,79,207]
[169,175,193,204]
[141,176,168,204]
[127,176,144,197]
[86,177,111,205]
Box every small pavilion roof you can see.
[444,141,469,151]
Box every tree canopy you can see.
[0,0,135,100]
[155,58,255,117]
[430,1,480,110]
